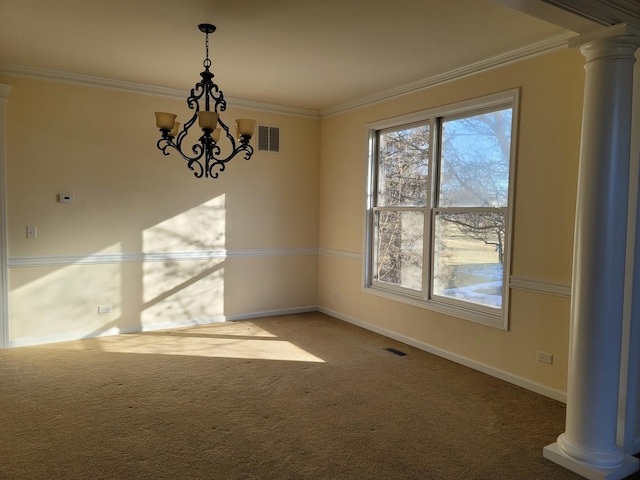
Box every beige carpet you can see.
[0,312,622,479]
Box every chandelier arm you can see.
[215,117,233,142]
[207,160,226,179]
[156,137,173,155]
[208,143,254,168]
[207,86,226,112]
[156,135,207,177]
[189,83,205,110]
[158,134,205,163]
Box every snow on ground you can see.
[442,263,503,308]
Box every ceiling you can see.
[0,0,606,114]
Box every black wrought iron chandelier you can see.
[154,24,256,179]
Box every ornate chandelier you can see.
[154,24,256,179]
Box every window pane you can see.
[377,124,430,207]
[439,109,511,207]
[374,210,424,291]
[432,212,505,308]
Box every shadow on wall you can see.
[10,195,228,344]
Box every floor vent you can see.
[385,347,407,356]
[258,125,280,153]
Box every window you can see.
[365,91,517,329]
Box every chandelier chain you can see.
[203,32,211,69]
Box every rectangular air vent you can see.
[258,125,280,153]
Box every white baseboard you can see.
[318,306,567,403]
[8,305,317,348]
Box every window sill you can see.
[362,285,508,330]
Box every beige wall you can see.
[2,75,320,343]
[317,48,585,394]
[2,47,586,394]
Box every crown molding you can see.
[1,31,575,120]
[0,63,320,118]
[567,22,640,49]
[542,0,640,28]
[495,0,604,33]
[319,32,575,117]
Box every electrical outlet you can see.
[333,292,341,299]
[97,305,112,314]
[537,350,553,364]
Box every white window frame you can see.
[363,89,519,330]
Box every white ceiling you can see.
[0,0,586,113]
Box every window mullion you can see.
[425,114,438,300]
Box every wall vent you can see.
[258,125,280,153]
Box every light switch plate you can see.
[26,225,37,239]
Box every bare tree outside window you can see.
[368,93,516,326]
[433,108,512,308]
[373,124,429,291]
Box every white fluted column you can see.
[544,24,640,480]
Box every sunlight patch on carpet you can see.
[57,335,325,362]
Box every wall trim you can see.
[318,247,362,260]
[8,299,568,403]
[318,306,567,403]
[0,63,320,119]
[509,275,572,297]
[8,305,317,348]
[318,248,571,298]
[543,0,640,28]
[1,32,574,121]
[7,247,319,268]
[0,84,10,349]
[320,32,575,117]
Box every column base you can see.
[544,443,639,480]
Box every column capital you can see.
[569,23,640,47]
[569,23,640,60]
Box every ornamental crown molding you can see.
[542,0,640,29]
[0,63,319,118]
[320,32,573,117]
[1,30,573,120]
[568,22,640,49]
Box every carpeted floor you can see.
[0,312,627,479]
